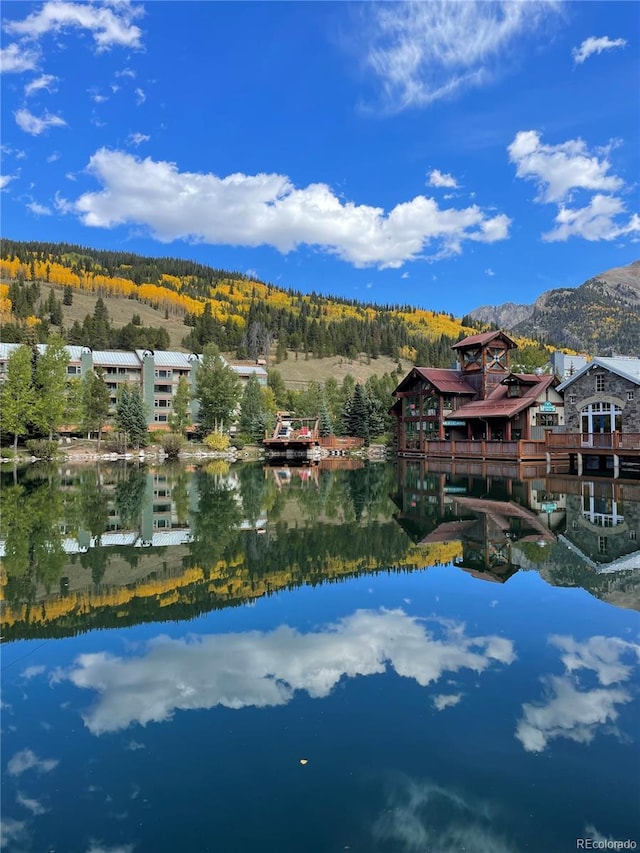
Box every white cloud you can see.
[128,132,149,147]
[7,748,59,776]
[16,792,47,816]
[21,665,46,680]
[372,774,518,853]
[24,73,57,96]
[58,609,515,734]
[15,107,66,135]
[115,67,136,79]
[543,195,640,243]
[69,148,510,268]
[0,42,39,74]
[87,844,135,853]
[427,169,459,189]
[573,36,627,65]
[508,130,624,204]
[485,268,495,276]
[134,87,145,105]
[46,151,61,163]
[515,634,640,752]
[432,692,463,711]
[5,1,144,51]
[509,130,638,242]
[0,817,28,849]
[363,1,560,112]
[0,175,15,190]
[401,271,409,279]
[27,201,52,216]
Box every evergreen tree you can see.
[115,384,148,448]
[345,384,370,442]
[34,334,69,439]
[239,374,266,441]
[1,345,36,452]
[81,368,110,451]
[168,375,192,434]
[318,402,334,437]
[194,344,241,433]
[63,284,73,305]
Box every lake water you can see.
[1,459,639,853]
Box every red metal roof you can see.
[451,330,517,349]
[454,374,555,419]
[414,368,477,394]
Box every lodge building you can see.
[0,343,267,431]
[391,331,564,461]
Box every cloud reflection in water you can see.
[58,608,516,734]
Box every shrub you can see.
[202,431,230,452]
[1,448,15,460]
[149,429,171,444]
[25,439,59,460]
[160,432,184,459]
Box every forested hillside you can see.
[0,239,547,368]
[469,260,640,355]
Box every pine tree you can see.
[62,285,73,306]
[1,344,36,452]
[115,384,148,449]
[345,384,370,442]
[318,402,334,437]
[239,374,266,441]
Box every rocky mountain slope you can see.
[470,260,640,355]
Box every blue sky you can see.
[1,1,638,316]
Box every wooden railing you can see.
[319,436,365,450]
[545,432,640,452]
[400,439,546,460]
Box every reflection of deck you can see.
[400,438,548,461]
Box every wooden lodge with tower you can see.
[391,330,564,462]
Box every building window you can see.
[66,365,81,375]
[598,536,607,555]
[569,395,576,404]
[627,391,635,401]
[536,413,559,427]
[507,384,521,398]
[154,413,168,423]
[630,531,637,541]
[595,375,605,392]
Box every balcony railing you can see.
[545,432,640,452]
[399,439,546,460]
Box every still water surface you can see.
[1,460,639,852]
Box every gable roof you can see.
[392,367,476,396]
[557,357,640,391]
[451,330,517,350]
[454,374,555,419]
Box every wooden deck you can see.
[545,432,640,455]
[398,438,548,461]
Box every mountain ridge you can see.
[469,260,640,355]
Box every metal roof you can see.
[135,349,195,368]
[92,350,142,368]
[557,357,640,391]
[454,374,555,419]
[451,330,517,349]
[0,342,84,361]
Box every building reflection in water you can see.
[392,459,640,582]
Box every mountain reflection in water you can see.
[1,459,640,853]
[1,459,639,643]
